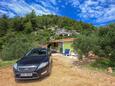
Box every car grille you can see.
[18,66,37,72]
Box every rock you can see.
[88,51,97,59]
[107,67,113,73]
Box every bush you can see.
[1,33,33,61]
[73,23,115,68]
[24,21,33,33]
[73,33,99,57]
[91,58,111,69]
[75,25,115,56]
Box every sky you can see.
[0,0,115,26]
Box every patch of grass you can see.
[0,60,17,68]
[83,63,106,72]
[83,62,115,76]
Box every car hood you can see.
[17,55,48,66]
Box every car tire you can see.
[15,78,18,82]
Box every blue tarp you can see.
[64,49,70,56]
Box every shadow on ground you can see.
[15,75,51,83]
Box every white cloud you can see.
[72,0,115,24]
[96,5,115,23]
[0,0,115,25]
[69,0,80,7]
[0,0,58,17]
[0,10,7,14]
[49,0,57,5]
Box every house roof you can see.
[49,38,76,43]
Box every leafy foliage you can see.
[24,21,33,33]
[0,10,114,69]
[73,23,115,67]
[0,11,95,34]
[1,33,33,60]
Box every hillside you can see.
[0,10,96,36]
[0,11,96,61]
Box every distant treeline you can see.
[0,10,96,36]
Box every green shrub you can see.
[91,58,111,69]
[0,60,16,67]
[1,34,33,61]
[24,21,33,33]
[73,33,99,57]
[73,24,115,68]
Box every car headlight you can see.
[37,62,48,70]
[13,63,17,70]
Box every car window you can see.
[26,49,47,56]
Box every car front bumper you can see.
[14,65,49,80]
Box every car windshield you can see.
[26,49,47,56]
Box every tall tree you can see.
[12,17,24,31]
[26,10,37,31]
[0,14,9,36]
[24,21,32,33]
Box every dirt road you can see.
[0,54,115,86]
